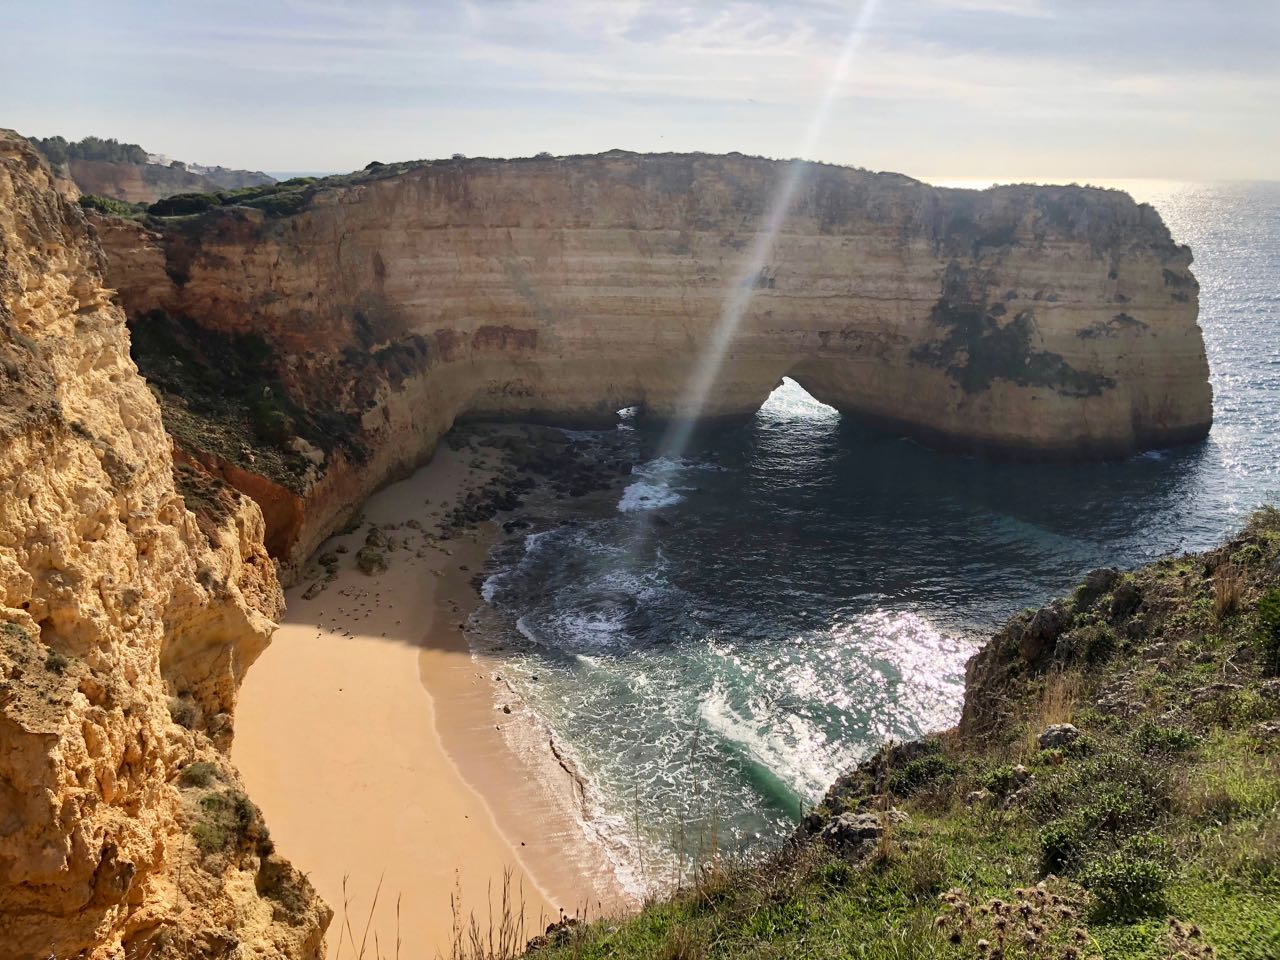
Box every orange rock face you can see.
[94,152,1212,572]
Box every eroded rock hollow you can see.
[92,152,1212,574]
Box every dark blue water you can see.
[473,181,1280,893]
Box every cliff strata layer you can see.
[0,132,327,959]
[92,152,1213,574]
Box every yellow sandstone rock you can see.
[0,131,328,960]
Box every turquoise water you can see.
[472,181,1280,891]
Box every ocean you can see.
[469,180,1280,894]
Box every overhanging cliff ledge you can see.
[90,151,1213,572]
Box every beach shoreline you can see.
[233,436,628,959]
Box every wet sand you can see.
[233,440,627,958]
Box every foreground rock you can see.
[0,131,327,959]
[90,151,1211,573]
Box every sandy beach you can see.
[233,439,627,959]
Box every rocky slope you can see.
[0,132,327,959]
[91,152,1212,575]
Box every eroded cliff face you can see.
[0,133,328,959]
[93,152,1212,573]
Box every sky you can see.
[3,0,1278,181]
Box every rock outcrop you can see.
[92,152,1212,573]
[0,132,327,959]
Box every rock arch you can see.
[92,151,1212,571]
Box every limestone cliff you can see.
[92,152,1212,574]
[0,132,327,959]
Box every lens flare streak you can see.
[659,0,882,463]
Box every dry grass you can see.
[876,746,898,865]
[658,923,708,960]
[449,868,535,960]
[334,874,398,960]
[1214,563,1244,620]
[1023,670,1080,756]
[1172,750,1280,824]
[327,869,538,960]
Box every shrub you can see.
[249,395,294,443]
[1134,721,1199,755]
[1031,751,1170,881]
[193,790,271,856]
[168,695,199,729]
[1039,823,1083,874]
[78,194,139,217]
[148,192,219,216]
[1232,543,1264,567]
[889,754,959,797]
[1196,687,1271,729]
[256,856,311,917]
[1246,505,1280,537]
[44,650,69,674]
[983,764,1021,797]
[34,134,148,165]
[1258,588,1280,676]
[1080,837,1170,920]
[241,191,309,217]
[179,761,219,788]
[1081,625,1118,666]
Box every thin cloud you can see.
[1,0,1275,178]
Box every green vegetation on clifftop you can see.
[531,508,1280,960]
[146,177,317,218]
